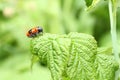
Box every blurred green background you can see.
[0,0,120,80]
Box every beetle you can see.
[26,26,43,38]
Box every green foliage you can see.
[0,28,18,60]
[0,0,120,80]
[96,48,118,80]
[31,32,118,80]
[0,54,51,80]
[85,0,101,10]
[85,0,93,7]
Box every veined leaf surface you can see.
[31,32,118,80]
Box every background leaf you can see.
[85,0,93,7]
[85,0,101,11]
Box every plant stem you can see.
[108,0,119,62]
[108,0,119,80]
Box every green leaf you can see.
[31,55,39,71]
[31,33,71,80]
[95,48,119,80]
[85,0,101,11]
[31,32,119,80]
[97,47,113,55]
[85,0,93,7]
[66,32,97,80]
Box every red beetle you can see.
[26,26,43,38]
